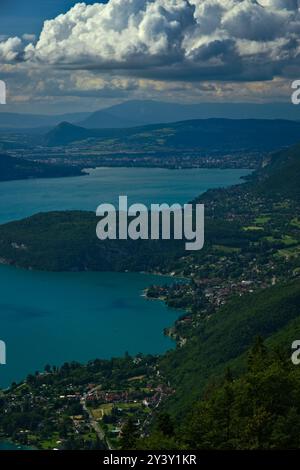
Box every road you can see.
[81,394,113,450]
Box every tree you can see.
[120,418,139,450]
[247,336,268,372]
[156,412,174,437]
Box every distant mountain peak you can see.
[44,122,89,147]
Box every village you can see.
[0,355,173,450]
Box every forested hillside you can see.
[0,153,82,181]
[158,280,300,419]
[139,336,300,450]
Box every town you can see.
[0,354,173,450]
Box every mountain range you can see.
[1,100,300,130]
[79,100,300,129]
[0,111,90,129]
[44,118,300,153]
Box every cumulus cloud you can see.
[2,0,300,82]
[0,37,23,62]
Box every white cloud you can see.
[221,1,288,41]
[24,0,196,67]
[0,37,23,62]
[2,0,300,83]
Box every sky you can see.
[0,0,299,114]
[0,1,100,36]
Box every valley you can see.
[0,139,299,450]
[3,117,300,181]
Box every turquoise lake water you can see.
[0,267,181,388]
[0,167,251,388]
[0,167,251,224]
[0,440,33,450]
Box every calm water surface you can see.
[0,167,251,224]
[0,167,251,388]
[0,268,182,388]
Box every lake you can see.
[0,167,251,388]
[0,268,183,388]
[0,167,251,224]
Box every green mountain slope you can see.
[160,280,300,417]
[255,142,300,200]
[147,335,300,450]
